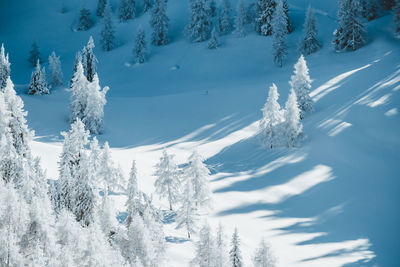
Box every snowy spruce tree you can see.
[282,89,303,147]
[215,223,229,267]
[272,0,288,67]
[150,0,169,45]
[97,0,107,17]
[208,27,219,49]
[134,26,147,64]
[299,6,321,55]
[48,51,63,87]
[256,0,275,36]
[125,160,142,227]
[289,55,313,118]
[253,239,276,267]
[28,41,41,67]
[230,228,243,267]
[77,7,92,31]
[0,44,11,90]
[259,83,283,149]
[394,0,400,38]
[191,222,216,266]
[69,61,89,122]
[154,150,181,210]
[234,0,247,37]
[220,0,233,35]
[185,0,212,42]
[333,0,366,51]
[82,36,98,82]
[118,0,136,22]
[101,2,116,51]
[97,142,124,194]
[28,60,49,95]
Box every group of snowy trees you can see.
[259,55,313,148]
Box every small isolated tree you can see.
[185,0,212,42]
[208,27,219,49]
[215,223,229,267]
[259,83,283,149]
[230,228,243,267]
[154,150,181,210]
[256,0,276,36]
[28,60,50,95]
[150,0,169,46]
[97,0,107,17]
[394,0,400,38]
[191,222,216,266]
[100,2,116,51]
[299,6,320,55]
[289,55,313,118]
[234,0,247,37]
[272,0,288,67]
[220,0,233,35]
[143,0,152,13]
[118,0,136,21]
[48,51,64,87]
[133,27,147,64]
[333,0,366,51]
[77,7,92,31]
[82,36,98,82]
[282,89,303,147]
[253,239,276,267]
[28,41,41,67]
[0,44,11,90]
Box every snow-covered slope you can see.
[1,0,399,266]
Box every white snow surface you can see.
[1,0,400,266]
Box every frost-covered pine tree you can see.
[220,0,233,35]
[333,0,366,51]
[185,0,212,42]
[272,0,288,67]
[97,0,107,17]
[97,142,124,193]
[150,0,169,45]
[48,51,63,87]
[191,222,216,267]
[394,0,400,38]
[253,239,276,267]
[230,228,243,267]
[299,6,320,55]
[82,74,109,134]
[118,0,136,22]
[100,2,116,51]
[234,0,247,37]
[69,61,89,122]
[29,60,50,95]
[125,160,142,227]
[282,89,303,147]
[0,44,11,90]
[208,27,219,49]
[77,7,92,31]
[28,41,41,67]
[143,0,152,13]
[134,26,147,64]
[259,83,283,149]
[289,55,313,118]
[154,150,181,210]
[82,36,98,82]
[256,0,275,36]
[215,223,229,267]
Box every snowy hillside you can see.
[0,0,399,266]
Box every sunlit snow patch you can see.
[384,108,398,117]
[328,122,352,137]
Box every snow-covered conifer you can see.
[28,41,41,67]
[259,83,283,149]
[289,55,313,118]
[234,0,247,37]
[272,0,288,67]
[0,44,11,90]
[77,7,92,31]
[125,160,142,227]
[185,0,212,42]
[97,0,107,17]
[29,60,50,95]
[143,0,152,13]
[333,0,366,51]
[48,51,63,87]
[154,150,181,210]
[220,0,233,35]
[282,89,303,147]
[97,142,124,193]
[150,0,169,45]
[230,228,243,267]
[256,0,275,36]
[394,0,400,38]
[69,61,89,122]
[82,36,98,82]
[88,137,102,188]
[118,0,136,21]
[82,74,109,134]
[134,26,147,64]
[299,6,320,55]
[253,239,276,267]
[208,27,219,49]
[100,2,116,51]
[215,223,229,267]
[191,222,216,266]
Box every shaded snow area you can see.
[1,0,399,266]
